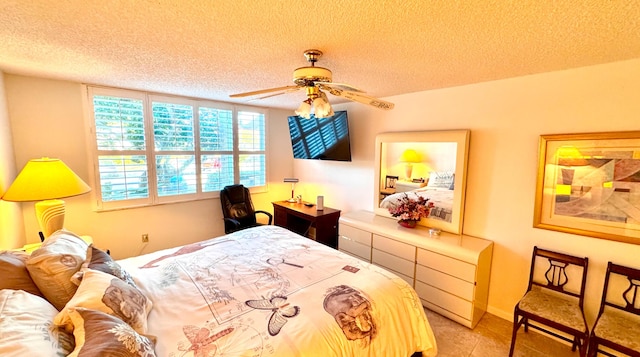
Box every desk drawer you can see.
[339,236,371,262]
[415,280,473,320]
[416,264,474,301]
[339,225,372,247]
[417,248,476,283]
[373,234,415,261]
[372,249,414,277]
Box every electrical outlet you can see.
[141,234,149,243]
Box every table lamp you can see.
[399,149,421,181]
[1,158,91,239]
[283,178,299,202]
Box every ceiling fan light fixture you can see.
[313,93,333,118]
[295,98,313,119]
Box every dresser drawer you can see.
[415,280,473,320]
[417,248,476,283]
[372,249,414,277]
[374,264,414,287]
[339,249,366,262]
[339,225,372,247]
[415,264,474,301]
[373,234,415,261]
[396,271,414,287]
[338,235,371,262]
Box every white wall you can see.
[292,58,640,325]
[4,75,294,258]
[0,72,23,249]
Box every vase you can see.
[398,219,417,228]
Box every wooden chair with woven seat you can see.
[509,246,589,357]
[588,262,640,357]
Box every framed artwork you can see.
[385,175,399,189]
[533,131,640,245]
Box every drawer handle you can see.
[341,235,353,241]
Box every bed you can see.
[381,172,455,223]
[0,226,437,356]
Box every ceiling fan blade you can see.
[246,87,304,101]
[318,84,394,110]
[230,85,301,98]
[320,82,364,93]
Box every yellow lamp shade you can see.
[2,158,91,238]
[399,149,421,163]
[2,158,91,202]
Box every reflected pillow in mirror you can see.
[427,172,455,189]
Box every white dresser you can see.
[338,210,493,328]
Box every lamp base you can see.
[405,163,413,181]
[35,199,66,238]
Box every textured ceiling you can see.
[1,1,639,110]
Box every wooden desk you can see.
[272,201,341,248]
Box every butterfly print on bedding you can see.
[245,296,300,336]
[179,325,234,357]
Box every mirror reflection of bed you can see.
[374,130,470,235]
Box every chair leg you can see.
[509,310,522,357]
[586,337,595,357]
[579,338,587,357]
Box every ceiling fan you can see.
[230,49,394,118]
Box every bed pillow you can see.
[66,307,156,357]
[426,171,455,189]
[26,230,90,310]
[71,245,137,287]
[55,269,152,335]
[0,289,75,356]
[0,250,44,297]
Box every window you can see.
[86,86,267,210]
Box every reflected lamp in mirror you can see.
[1,158,91,239]
[283,178,299,202]
[399,149,421,180]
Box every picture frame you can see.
[385,175,399,189]
[533,131,640,245]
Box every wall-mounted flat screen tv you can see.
[287,111,352,162]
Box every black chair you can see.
[220,184,272,234]
[509,246,589,357]
[588,262,640,357]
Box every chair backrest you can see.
[220,184,257,227]
[527,246,589,307]
[599,262,640,315]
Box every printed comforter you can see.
[117,225,437,356]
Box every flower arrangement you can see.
[387,194,434,222]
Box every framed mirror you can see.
[374,130,470,235]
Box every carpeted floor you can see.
[424,308,582,357]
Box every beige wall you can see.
[3,75,293,258]
[0,72,23,249]
[3,58,640,326]
[292,58,640,325]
